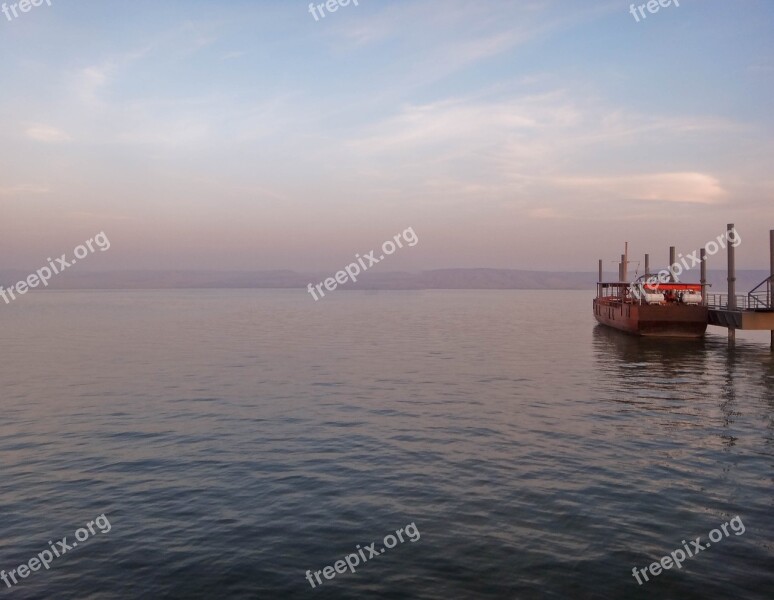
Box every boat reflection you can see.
[592,324,774,448]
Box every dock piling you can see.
[700,248,707,306]
[728,223,736,346]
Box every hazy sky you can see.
[1,0,772,272]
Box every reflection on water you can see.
[592,324,774,449]
[0,291,771,599]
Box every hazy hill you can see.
[0,268,769,292]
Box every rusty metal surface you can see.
[593,298,708,338]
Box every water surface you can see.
[1,290,772,599]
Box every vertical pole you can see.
[700,248,707,306]
[598,259,603,283]
[770,229,773,350]
[728,223,736,345]
[645,253,650,276]
[620,255,625,282]
[669,246,676,282]
[624,242,629,281]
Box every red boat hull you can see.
[593,298,708,338]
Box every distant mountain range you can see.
[0,268,770,292]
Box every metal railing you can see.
[706,294,754,310]
[706,275,773,311]
[747,274,773,310]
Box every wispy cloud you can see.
[75,64,114,106]
[351,94,580,154]
[0,184,50,196]
[67,211,136,221]
[550,173,727,205]
[25,125,70,143]
[221,51,245,60]
[333,0,618,88]
[529,207,564,219]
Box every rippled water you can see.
[1,290,772,599]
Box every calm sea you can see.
[1,290,772,599]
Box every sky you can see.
[1,0,773,273]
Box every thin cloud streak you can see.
[25,125,70,143]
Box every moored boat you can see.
[593,276,708,337]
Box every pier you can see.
[600,224,774,348]
[705,225,774,349]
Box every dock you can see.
[600,225,774,349]
[705,225,774,348]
